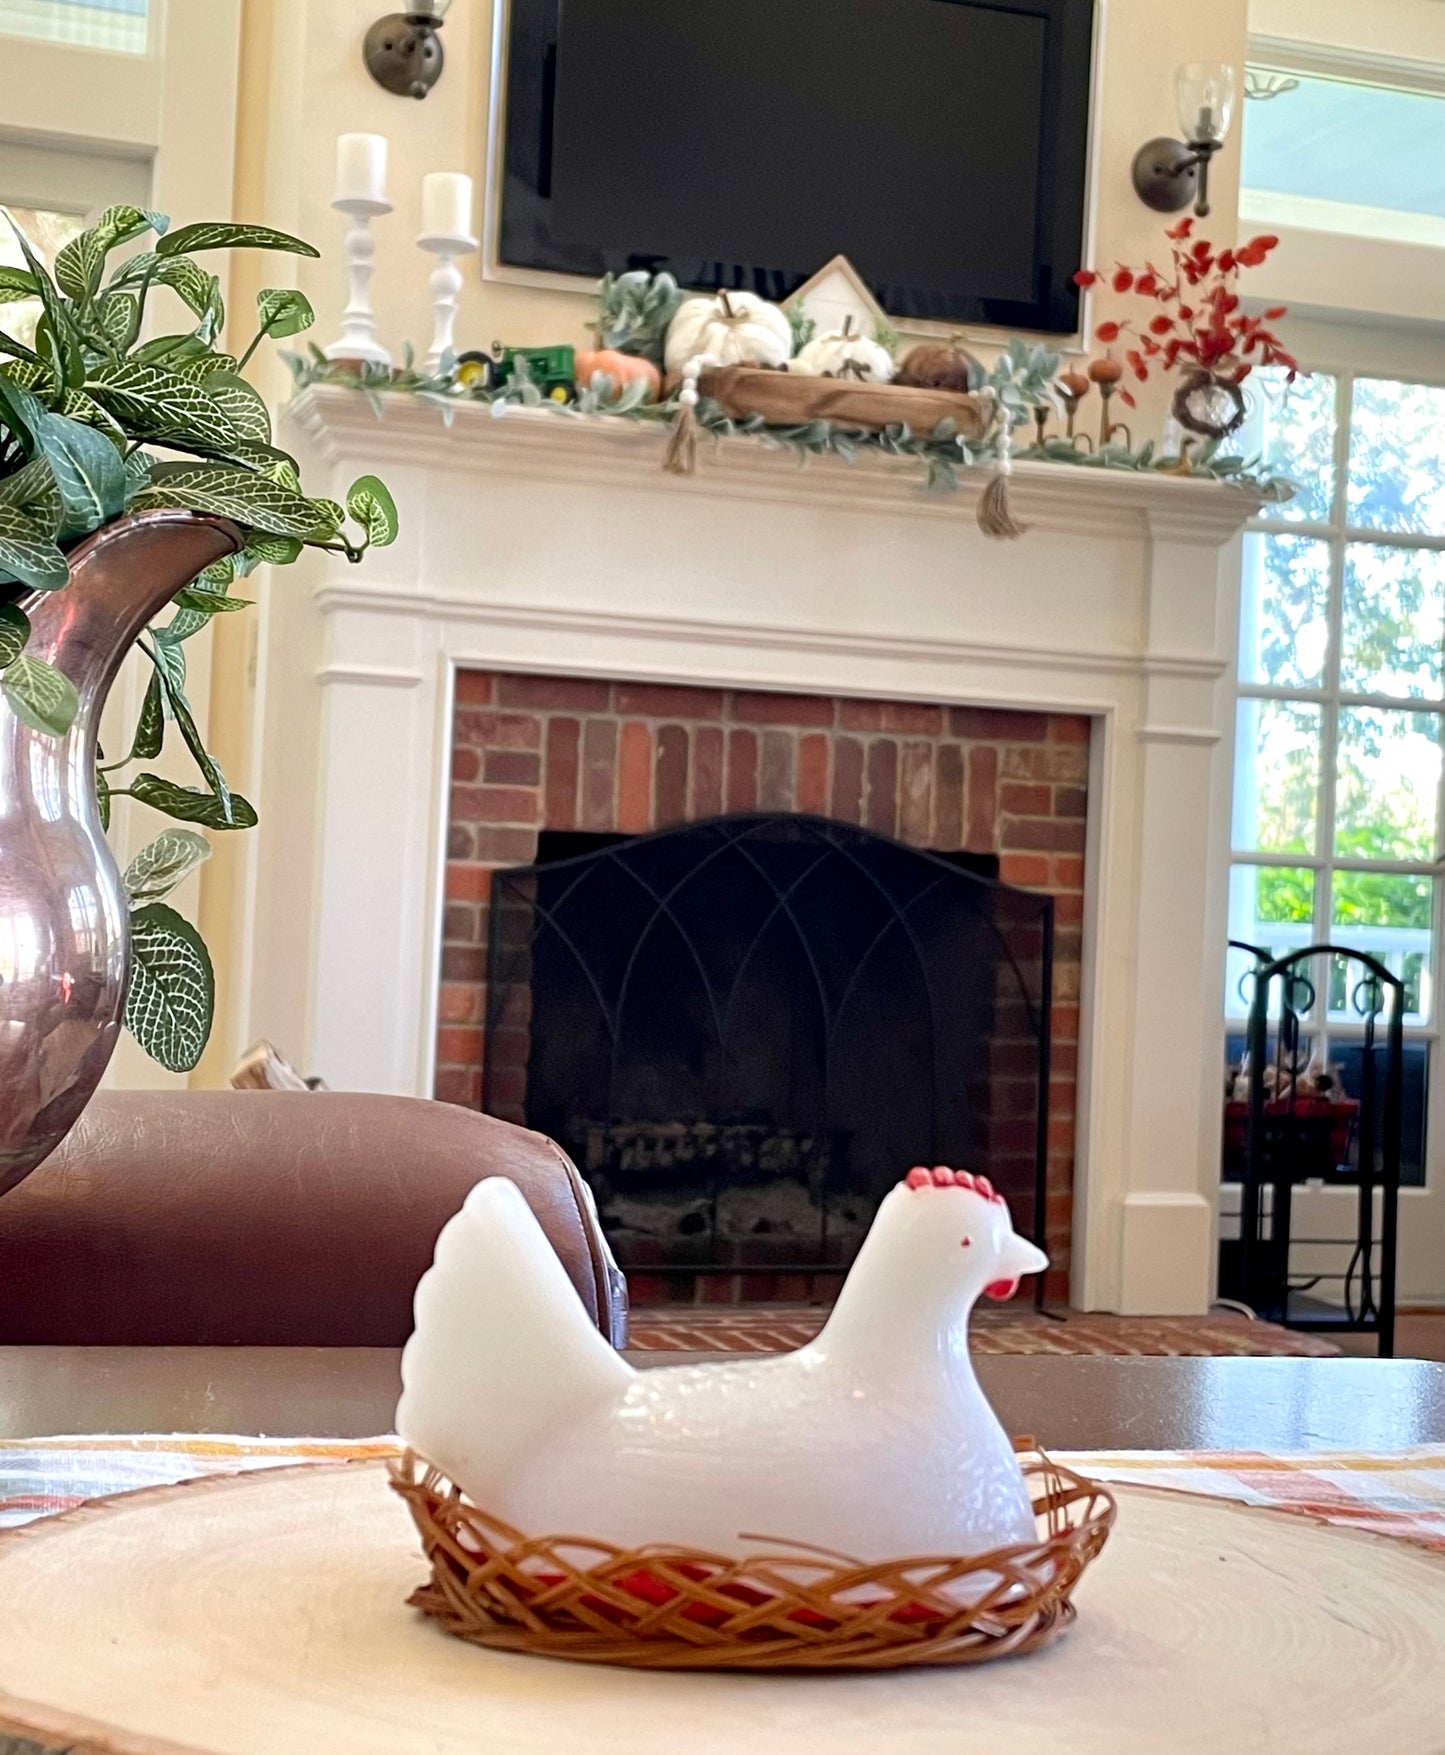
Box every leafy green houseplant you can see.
[0,204,397,1072]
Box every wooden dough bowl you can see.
[690,365,992,438]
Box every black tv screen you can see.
[496,0,1096,334]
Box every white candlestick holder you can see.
[325,194,393,370]
[417,230,478,376]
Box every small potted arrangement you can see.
[1073,219,1297,438]
[0,205,396,1195]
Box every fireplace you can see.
[437,670,1086,1301]
[483,814,1052,1297]
[267,389,1255,1314]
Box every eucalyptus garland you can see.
[286,336,1295,504]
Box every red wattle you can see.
[984,1278,1019,1301]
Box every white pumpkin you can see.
[663,289,793,374]
[790,318,895,383]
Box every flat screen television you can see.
[493,0,1097,335]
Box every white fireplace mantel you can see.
[244,385,1261,1314]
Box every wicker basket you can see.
[389,1441,1115,1670]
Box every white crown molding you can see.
[1248,32,1445,94]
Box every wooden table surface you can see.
[1,1348,1440,1450]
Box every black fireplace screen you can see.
[483,813,1053,1279]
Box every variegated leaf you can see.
[124,447,156,496]
[171,586,250,613]
[176,352,239,381]
[0,265,40,302]
[224,444,300,484]
[54,214,131,302]
[132,461,327,540]
[1,357,47,391]
[95,290,141,351]
[122,828,211,903]
[346,474,398,548]
[109,251,218,323]
[0,511,67,591]
[203,372,271,443]
[309,497,345,536]
[155,606,215,645]
[194,554,238,590]
[129,772,257,830]
[130,672,164,760]
[148,632,186,698]
[256,287,315,339]
[156,222,318,259]
[124,902,214,1071]
[106,249,160,292]
[59,390,129,442]
[34,410,126,538]
[0,454,62,536]
[53,233,103,301]
[0,600,29,665]
[2,652,78,733]
[6,222,81,375]
[242,532,302,566]
[131,333,211,367]
[84,360,237,449]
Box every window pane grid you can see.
[0,0,149,53]
[1231,367,1444,1033]
[1241,687,1445,712]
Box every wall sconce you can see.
[363,0,451,100]
[1131,62,1238,219]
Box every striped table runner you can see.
[3,1436,1442,1550]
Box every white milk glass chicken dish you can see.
[398,1166,1049,1571]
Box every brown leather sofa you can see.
[0,1091,628,1347]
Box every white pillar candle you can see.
[421,171,473,239]
[336,133,388,205]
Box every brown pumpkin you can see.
[895,340,984,392]
[574,349,661,403]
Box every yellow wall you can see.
[1251,0,1444,59]
[198,0,1251,1080]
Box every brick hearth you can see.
[436,671,1089,1299]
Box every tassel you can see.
[662,362,703,476]
[662,398,697,475]
[976,399,1027,540]
[977,472,1025,539]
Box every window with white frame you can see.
[0,0,148,54]
[1241,57,1445,249]
[1227,368,1445,1177]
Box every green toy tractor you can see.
[456,343,576,402]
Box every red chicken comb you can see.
[901,1166,1005,1204]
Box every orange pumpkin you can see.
[574,349,661,403]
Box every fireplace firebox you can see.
[482,813,1053,1294]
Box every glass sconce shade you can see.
[1177,62,1237,146]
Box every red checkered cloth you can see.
[3,1438,1442,1550]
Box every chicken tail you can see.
[396,1177,633,1493]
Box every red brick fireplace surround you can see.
[436,672,1088,1300]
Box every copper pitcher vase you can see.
[0,510,240,1197]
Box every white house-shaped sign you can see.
[790,255,890,339]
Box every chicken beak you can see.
[1001,1235,1049,1280]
